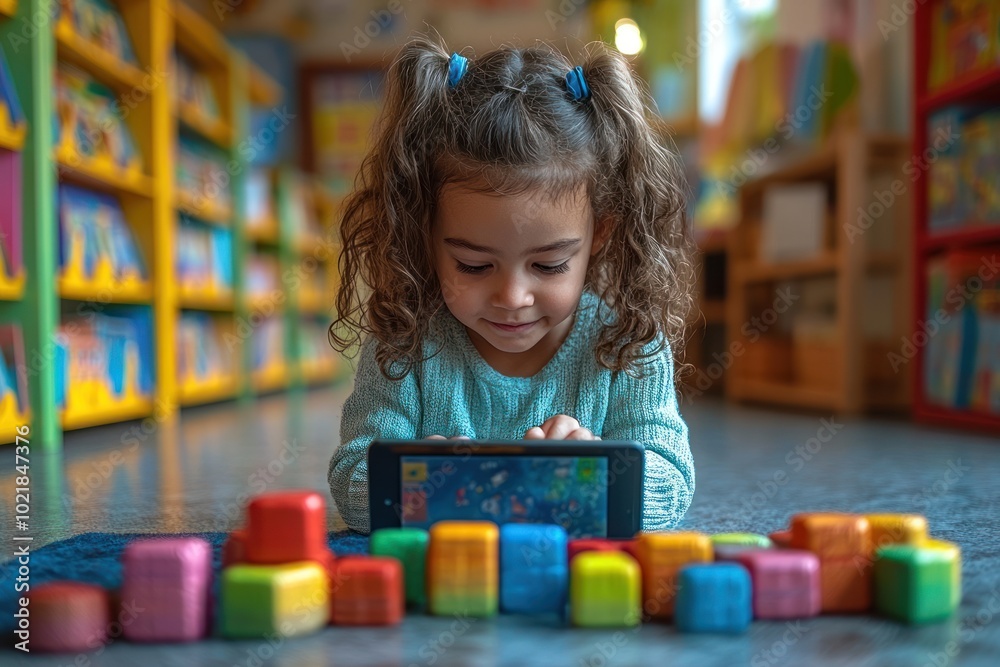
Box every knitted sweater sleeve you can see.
[328,339,420,533]
[601,341,694,531]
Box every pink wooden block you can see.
[121,537,213,642]
[735,549,821,619]
[31,582,110,652]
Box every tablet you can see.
[368,439,644,539]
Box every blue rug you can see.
[1,532,368,633]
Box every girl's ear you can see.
[591,215,613,256]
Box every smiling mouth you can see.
[488,320,537,332]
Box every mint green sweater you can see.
[328,290,694,534]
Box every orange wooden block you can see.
[769,529,792,549]
[427,521,499,617]
[818,558,872,612]
[635,532,712,619]
[790,513,871,559]
[330,556,404,626]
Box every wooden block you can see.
[331,556,404,626]
[635,531,712,618]
[712,533,773,560]
[121,537,212,642]
[29,583,110,653]
[570,552,641,627]
[567,538,638,561]
[246,490,328,564]
[222,529,248,567]
[427,521,498,617]
[221,562,329,638]
[875,539,961,624]
[370,527,428,607]
[790,513,871,559]
[675,563,752,633]
[501,524,568,615]
[734,549,821,619]
[817,558,872,613]
[865,514,928,551]
[769,529,793,549]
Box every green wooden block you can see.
[221,562,329,638]
[711,533,773,548]
[570,552,641,627]
[875,539,961,625]
[370,527,429,607]
[429,591,498,618]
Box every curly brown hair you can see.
[329,34,695,382]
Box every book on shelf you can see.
[251,316,284,373]
[288,175,324,243]
[0,46,24,127]
[177,135,231,214]
[247,252,279,298]
[928,0,1000,91]
[246,169,275,229]
[760,183,828,263]
[58,183,146,282]
[56,0,138,65]
[0,151,22,281]
[0,325,28,416]
[177,214,234,293]
[174,49,221,122]
[55,63,141,171]
[928,106,1000,231]
[178,312,237,385]
[924,250,1000,414]
[54,308,155,409]
[299,320,334,366]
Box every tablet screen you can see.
[398,455,609,538]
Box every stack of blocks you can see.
[220,490,333,637]
[635,531,713,619]
[790,513,873,612]
[427,521,499,617]
[121,537,213,641]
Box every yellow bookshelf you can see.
[0,0,15,19]
[178,287,235,312]
[0,394,29,444]
[178,99,232,147]
[176,189,233,225]
[252,363,288,393]
[0,108,25,152]
[0,272,25,301]
[55,148,155,199]
[172,1,229,68]
[54,19,147,93]
[178,374,239,406]
[246,218,280,246]
[301,359,337,385]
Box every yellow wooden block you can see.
[866,514,928,550]
[427,521,499,615]
[221,562,329,638]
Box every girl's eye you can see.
[456,262,489,274]
[536,262,570,274]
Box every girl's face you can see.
[432,183,607,376]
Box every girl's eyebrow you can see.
[444,237,582,256]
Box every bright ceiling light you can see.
[614,18,643,55]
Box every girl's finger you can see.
[427,435,446,440]
[545,416,581,440]
[524,426,545,440]
[566,427,595,441]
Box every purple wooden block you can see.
[121,537,213,642]
[734,549,821,619]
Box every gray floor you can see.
[2,387,999,666]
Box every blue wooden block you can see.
[676,563,752,634]
[500,524,568,615]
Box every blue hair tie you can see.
[565,65,590,101]
[448,52,469,88]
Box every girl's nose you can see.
[492,273,533,310]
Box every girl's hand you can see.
[426,435,471,440]
[524,415,601,441]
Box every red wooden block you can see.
[568,538,638,561]
[769,530,793,549]
[330,556,404,626]
[246,490,328,564]
[223,529,248,567]
[30,582,111,653]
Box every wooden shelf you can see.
[55,20,147,94]
[699,300,726,324]
[62,397,153,431]
[741,143,838,193]
[179,376,239,406]
[921,224,1000,253]
[0,0,15,19]
[728,378,843,411]
[173,2,230,69]
[59,276,153,304]
[292,234,329,256]
[0,115,25,152]
[178,100,232,148]
[0,271,25,301]
[252,364,288,393]
[176,189,232,225]
[733,253,837,284]
[179,288,235,311]
[866,251,899,272]
[247,294,283,314]
[918,65,1000,115]
[55,148,155,199]
[297,291,328,315]
[301,359,337,385]
[246,221,280,246]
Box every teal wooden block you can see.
[370,527,429,607]
[875,539,961,625]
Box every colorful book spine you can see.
[177,215,234,292]
[58,184,147,280]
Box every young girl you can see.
[328,35,695,534]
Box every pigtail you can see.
[579,45,696,378]
[330,35,459,380]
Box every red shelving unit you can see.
[912,1,1000,433]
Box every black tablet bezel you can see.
[367,439,644,539]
